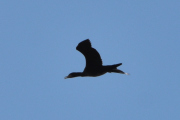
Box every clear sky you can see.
[1,0,180,120]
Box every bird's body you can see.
[65,39,129,79]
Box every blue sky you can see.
[1,0,180,120]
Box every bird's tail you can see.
[109,68,129,75]
[103,63,122,71]
[104,63,129,75]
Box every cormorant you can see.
[65,39,129,79]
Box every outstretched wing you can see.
[76,39,103,68]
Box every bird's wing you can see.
[76,39,103,68]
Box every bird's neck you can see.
[72,72,85,77]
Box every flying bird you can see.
[65,39,129,79]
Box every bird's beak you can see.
[64,74,73,79]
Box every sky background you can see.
[1,0,180,120]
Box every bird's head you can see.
[64,72,83,79]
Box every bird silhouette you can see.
[65,39,129,79]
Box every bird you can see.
[65,39,129,79]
